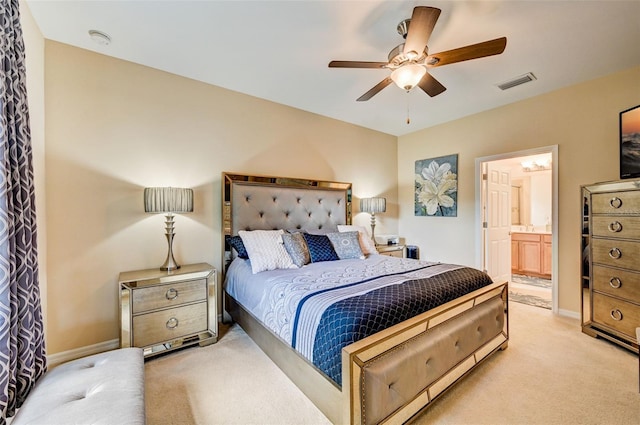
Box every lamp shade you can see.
[144,187,193,214]
[360,197,386,214]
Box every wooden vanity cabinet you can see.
[511,232,552,279]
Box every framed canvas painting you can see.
[415,154,458,217]
[620,104,640,179]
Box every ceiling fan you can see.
[328,6,507,101]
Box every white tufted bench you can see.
[12,348,145,425]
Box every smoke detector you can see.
[88,30,111,46]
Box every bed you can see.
[222,172,509,425]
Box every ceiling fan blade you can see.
[427,37,507,67]
[357,77,393,101]
[403,7,441,57]
[329,61,388,69]
[417,72,446,97]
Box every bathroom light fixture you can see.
[144,187,193,271]
[360,197,386,242]
[521,159,551,172]
[88,29,111,46]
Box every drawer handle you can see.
[166,288,179,300]
[609,277,622,289]
[607,221,623,233]
[609,309,622,321]
[166,317,179,329]
[608,248,622,259]
[609,197,622,208]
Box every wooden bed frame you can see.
[222,173,509,424]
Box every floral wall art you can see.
[415,154,458,217]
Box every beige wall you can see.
[398,66,640,314]
[43,42,398,354]
[25,10,640,353]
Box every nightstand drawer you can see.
[379,249,404,258]
[132,278,207,313]
[377,245,405,258]
[133,302,208,347]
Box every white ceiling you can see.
[25,1,640,136]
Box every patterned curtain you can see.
[0,0,47,422]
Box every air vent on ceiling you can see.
[496,72,537,90]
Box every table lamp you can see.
[360,197,386,242]
[144,187,193,271]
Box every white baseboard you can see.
[47,338,120,368]
[48,315,225,367]
[558,308,580,320]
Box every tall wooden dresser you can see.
[581,179,640,353]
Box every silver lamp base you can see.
[370,212,377,242]
[160,214,180,271]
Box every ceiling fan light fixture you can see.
[391,64,426,91]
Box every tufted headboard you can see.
[222,172,352,273]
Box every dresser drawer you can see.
[132,278,207,313]
[592,216,640,239]
[592,265,640,301]
[592,191,640,215]
[132,302,208,347]
[592,293,640,340]
[591,238,640,272]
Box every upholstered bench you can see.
[12,348,145,425]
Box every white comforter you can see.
[224,255,462,360]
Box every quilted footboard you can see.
[342,281,508,425]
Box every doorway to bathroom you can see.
[476,146,558,312]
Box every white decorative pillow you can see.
[238,230,296,274]
[337,225,378,255]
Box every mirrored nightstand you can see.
[376,244,405,258]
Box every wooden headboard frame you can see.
[221,172,352,275]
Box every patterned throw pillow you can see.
[302,233,339,263]
[282,232,310,267]
[227,235,249,259]
[239,230,296,274]
[337,224,378,255]
[327,231,365,260]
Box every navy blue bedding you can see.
[300,267,493,385]
[225,256,493,387]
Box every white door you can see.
[485,163,511,283]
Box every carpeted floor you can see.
[509,274,552,309]
[145,301,639,424]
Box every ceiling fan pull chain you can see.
[406,90,411,124]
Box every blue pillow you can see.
[227,235,249,259]
[327,231,364,260]
[303,233,339,263]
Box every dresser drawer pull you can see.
[608,248,622,259]
[165,288,179,300]
[607,221,623,233]
[609,197,622,209]
[608,277,622,289]
[609,309,623,321]
[166,317,179,329]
